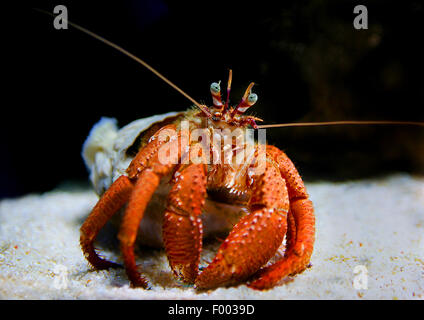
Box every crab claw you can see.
[195,160,289,289]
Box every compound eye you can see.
[248,93,258,104]
[210,82,221,94]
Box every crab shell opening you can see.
[82,112,248,248]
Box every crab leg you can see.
[163,163,207,283]
[195,158,290,289]
[126,124,178,179]
[248,145,315,290]
[118,170,161,288]
[80,124,178,271]
[80,175,134,269]
[285,210,297,254]
[118,129,189,288]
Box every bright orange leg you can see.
[248,145,315,290]
[118,129,189,288]
[80,175,133,269]
[285,210,297,254]
[195,159,290,289]
[80,124,178,272]
[126,124,177,179]
[118,170,161,288]
[163,163,206,283]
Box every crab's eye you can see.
[210,82,221,94]
[248,93,258,104]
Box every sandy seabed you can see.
[0,174,423,300]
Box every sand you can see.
[0,174,423,299]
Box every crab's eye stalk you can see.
[248,93,258,104]
[231,82,257,117]
[210,82,221,94]
[210,81,223,110]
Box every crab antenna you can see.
[222,69,233,114]
[231,82,257,118]
[34,8,212,118]
[210,81,223,110]
[257,120,424,129]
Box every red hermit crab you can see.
[37,8,423,292]
[80,69,315,290]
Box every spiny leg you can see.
[195,158,289,289]
[265,145,312,262]
[80,124,178,271]
[163,163,207,283]
[271,145,314,270]
[118,129,189,288]
[118,170,160,288]
[80,175,133,269]
[126,124,177,179]
[285,210,297,254]
[248,145,315,290]
[270,144,302,256]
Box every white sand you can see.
[0,174,423,300]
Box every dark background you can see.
[3,1,423,198]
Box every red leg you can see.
[118,170,161,288]
[118,129,189,288]
[195,159,290,289]
[80,175,133,269]
[285,210,297,254]
[163,163,207,283]
[248,145,315,290]
[126,124,177,179]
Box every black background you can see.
[4,1,423,198]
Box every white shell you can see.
[82,112,182,195]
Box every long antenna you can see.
[257,120,424,129]
[36,9,423,129]
[34,8,211,117]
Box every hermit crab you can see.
[35,8,424,292]
[81,69,315,290]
